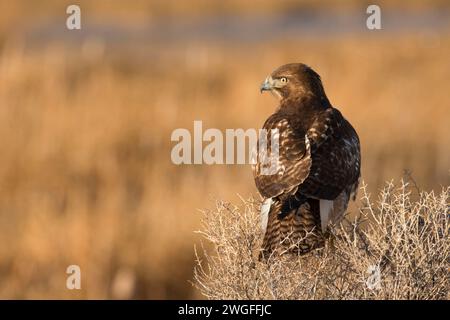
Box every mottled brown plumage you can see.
[253,63,361,258]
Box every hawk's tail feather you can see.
[260,198,325,260]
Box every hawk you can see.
[253,63,361,258]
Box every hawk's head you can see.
[260,63,328,104]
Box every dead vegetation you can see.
[194,182,449,299]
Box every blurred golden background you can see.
[0,0,449,299]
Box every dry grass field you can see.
[0,1,448,299]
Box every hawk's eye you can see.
[280,77,288,83]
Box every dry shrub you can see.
[194,182,449,299]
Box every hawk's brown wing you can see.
[252,114,312,199]
[300,107,361,200]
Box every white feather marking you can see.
[260,198,272,233]
[304,135,310,151]
[319,199,334,233]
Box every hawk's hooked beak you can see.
[260,76,273,93]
